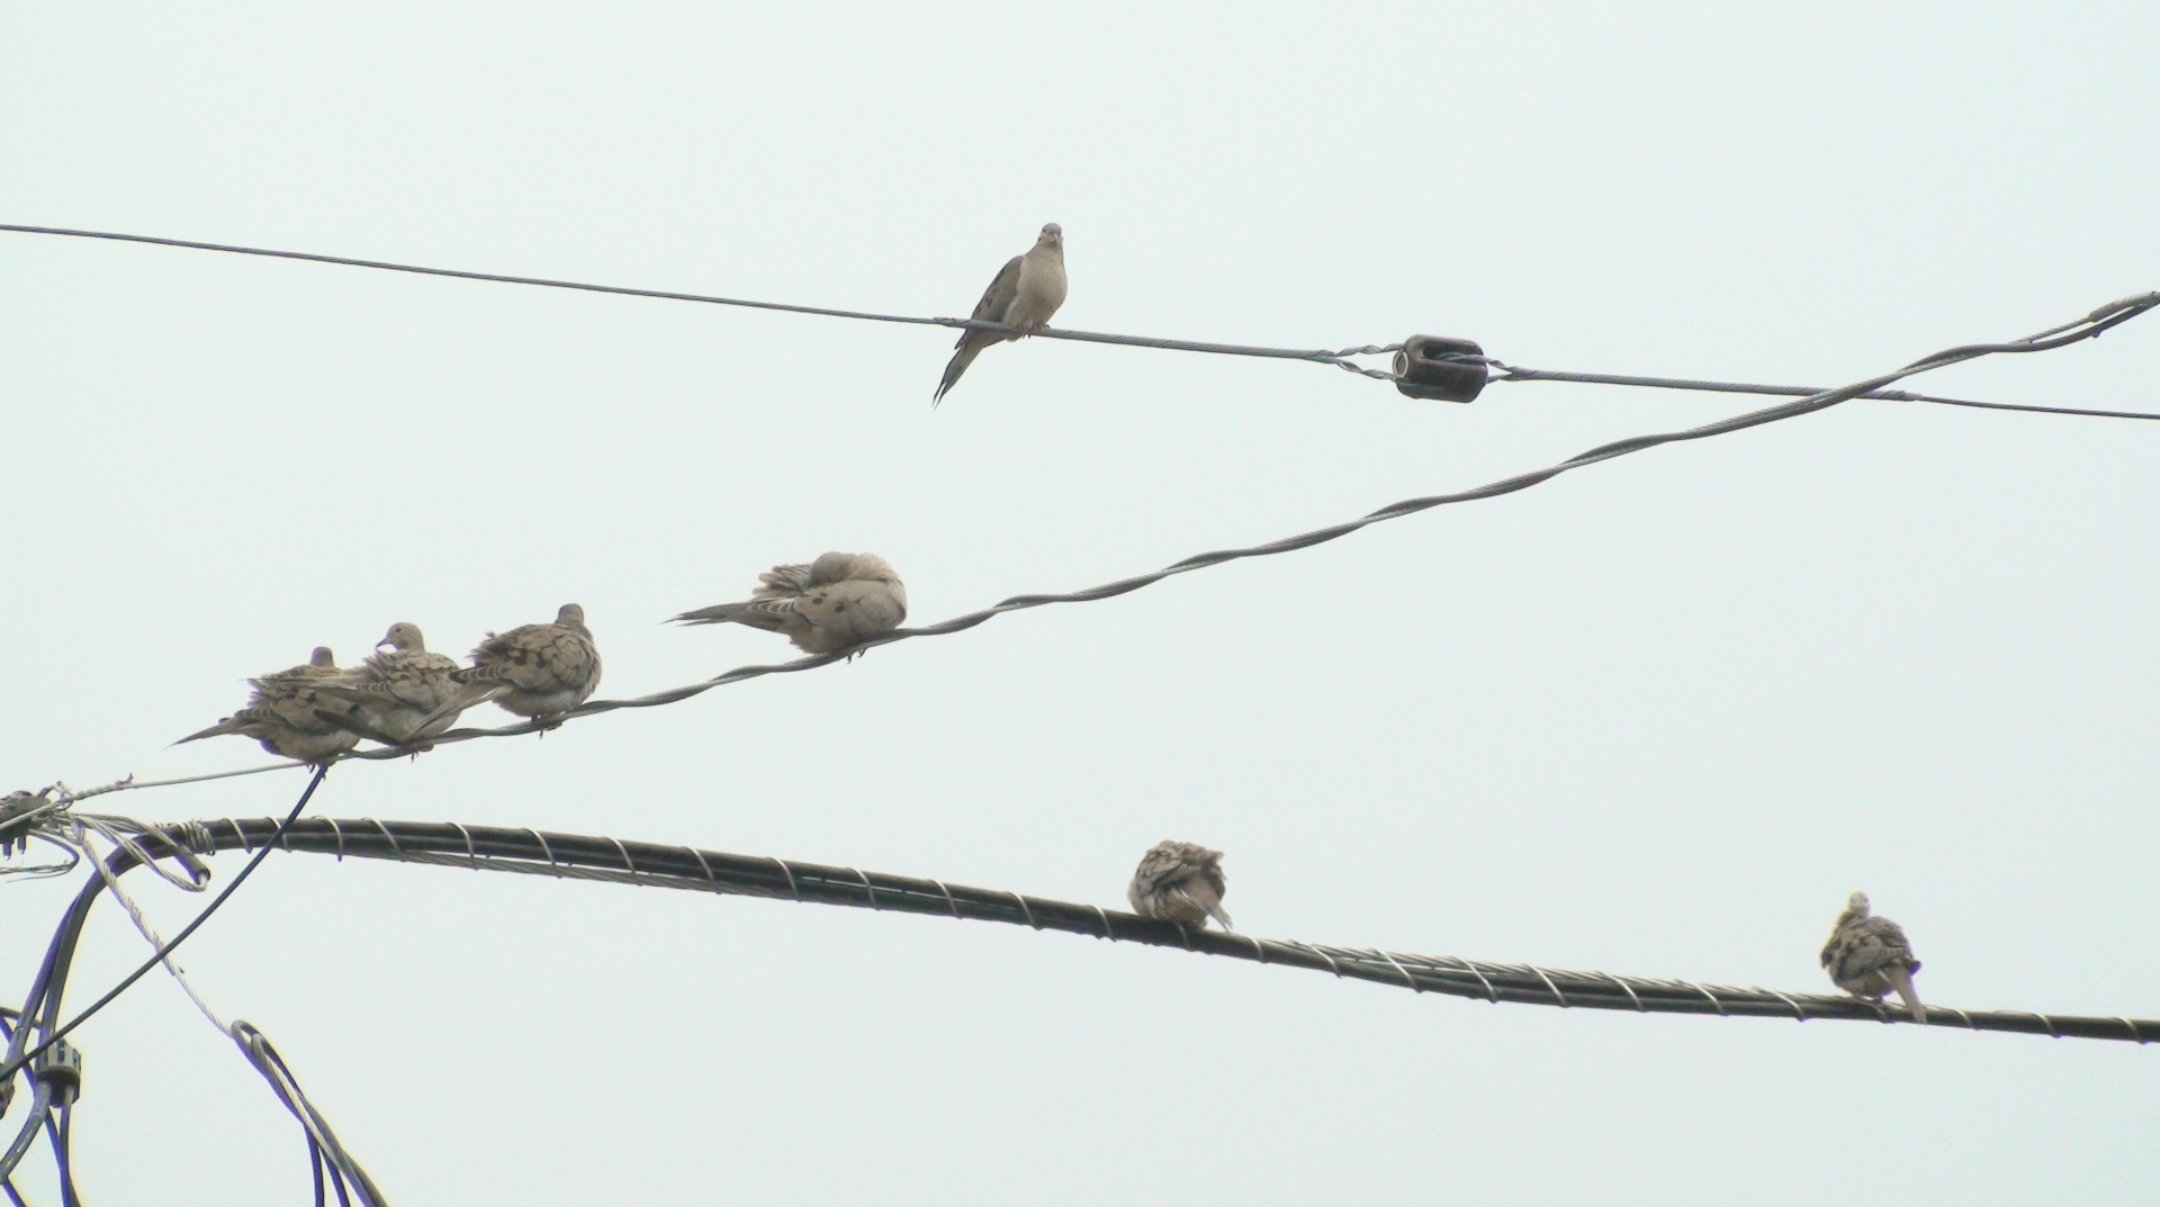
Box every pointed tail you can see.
[670,601,783,631]
[415,684,499,734]
[174,717,243,745]
[934,342,984,406]
[1888,967,1928,1024]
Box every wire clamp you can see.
[1392,335,1489,403]
[0,790,52,855]
[33,1039,84,1108]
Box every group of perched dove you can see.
[174,220,1932,1021]
[180,553,909,763]
[179,607,604,760]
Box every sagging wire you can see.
[41,290,2153,797]
[0,223,1395,379]
[29,812,2158,1045]
[4,224,2155,418]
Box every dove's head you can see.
[1038,223,1062,250]
[309,647,336,668]
[1844,891,1872,918]
[809,551,859,584]
[377,622,426,653]
[555,603,588,633]
[849,553,900,584]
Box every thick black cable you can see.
[0,766,328,1088]
[73,815,2160,1045]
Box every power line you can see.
[0,223,1399,378]
[37,811,2158,1045]
[4,223,2155,420]
[40,289,2154,797]
[0,767,328,1087]
[1488,364,2160,422]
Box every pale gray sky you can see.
[4,3,2158,1203]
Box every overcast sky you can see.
[4,3,2158,1203]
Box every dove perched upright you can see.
[671,552,907,656]
[176,646,360,764]
[1820,891,1927,1023]
[934,222,1067,405]
[425,604,601,729]
[1127,841,1233,931]
[310,623,466,745]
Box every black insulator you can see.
[1392,335,1488,403]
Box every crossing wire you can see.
[30,287,2153,799]
[3,223,2155,418]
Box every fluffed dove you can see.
[934,222,1067,405]
[423,604,601,729]
[176,646,361,764]
[310,623,466,746]
[671,552,907,656]
[1127,841,1233,931]
[1820,891,1927,1023]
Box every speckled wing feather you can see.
[311,623,466,743]
[177,647,359,763]
[934,223,1066,404]
[1127,841,1233,931]
[433,603,602,725]
[673,552,908,656]
[1820,892,1926,1022]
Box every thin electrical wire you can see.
[1487,364,2160,422]
[48,813,2160,1045]
[232,1023,382,1206]
[0,223,1397,378]
[0,1084,51,1183]
[57,825,228,1033]
[50,289,2152,793]
[5,223,2155,419]
[0,767,328,1086]
[44,1110,76,1207]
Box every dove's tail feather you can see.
[1887,967,1927,1024]
[415,685,497,733]
[671,602,784,631]
[174,717,245,745]
[314,708,402,746]
[934,343,985,406]
[1206,902,1234,932]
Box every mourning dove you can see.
[1127,841,1233,931]
[934,222,1067,405]
[310,623,466,745]
[176,646,360,764]
[672,552,907,656]
[1820,891,1927,1023]
[423,604,601,729]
